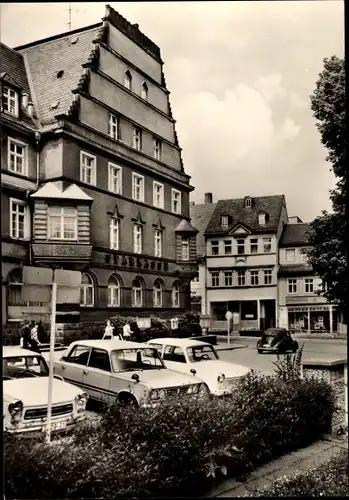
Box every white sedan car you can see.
[3,346,88,435]
[147,338,250,396]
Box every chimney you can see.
[21,92,29,108]
[205,192,213,204]
[27,102,34,117]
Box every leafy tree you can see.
[305,56,347,310]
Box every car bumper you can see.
[5,415,86,437]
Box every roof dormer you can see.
[244,196,253,208]
[258,211,269,226]
[220,213,232,229]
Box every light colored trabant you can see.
[3,346,88,435]
[147,338,250,396]
[53,339,207,407]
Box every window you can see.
[66,345,91,366]
[264,269,272,285]
[258,212,266,225]
[2,86,18,116]
[237,239,245,255]
[132,279,143,307]
[224,240,232,255]
[132,173,144,202]
[250,270,259,286]
[88,348,111,372]
[171,189,181,214]
[10,199,28,239]
[8,268,23,306]
[108,163,122,194]
[153,181,164,208]
[80,152,96,185]
[245,197,252,208]
[286,248,295,262]
[109,218,119,250]
[237,270,246,286]
[108,275,121,307]
[181,237,189,260]
[124,70,132,90]
[153,139,161,160]
[211,240,219,256]
[140,82,148,100]
[288,279,297,294]
[172,282,180,307]
[133,127,142,150]
[8,138,27,175]
[163,346,186,364]
[153,280,163,307]
[221,215,229,228]
[224,271,233,287]
[250,238,258,254]
[48,206,77,240]
[210,272,219,287]
[108,113,119,140]
[304,278,314,293]
[133,224,143,254]
[154,229,162,257]
[263,237,272,253]
[80,272,94,306]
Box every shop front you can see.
[287,304,337,334]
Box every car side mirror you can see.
[190,369,197,376]
[131,374,140,383]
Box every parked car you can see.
[3,346,88,435]
[147,338,250,396]
[257,328,299,354]
[53,339,208,408]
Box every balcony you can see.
[32,243,93,266]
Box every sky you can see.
[0,1,344,222]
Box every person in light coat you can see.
[102,320,114,340]
[122,320,133,340]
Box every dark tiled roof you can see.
[278,264,313,277]
[0,43,30,94]
[205,195,285,235]
[175,219,198,233]
[17,26,102,125]
[190,203,217,257]
[279,223,310,247]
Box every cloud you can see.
[278,117,301,141]
[254,74,287,102]
[289,92,309,109]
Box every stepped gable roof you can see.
[15,23,103,125]
[279,223,310,247]
[205,195,285,235]
[190,203,217,257]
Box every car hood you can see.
[122,369,202,389]
[3,377,83,406]
[190,360,250,379]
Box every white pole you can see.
[46,280,57,445]
[227,318,231,346]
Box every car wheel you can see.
[118,394,138,409]
[257,349,263,354]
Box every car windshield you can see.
[3,355,49,380]
[186,345,219,362]
[110,348,165,372]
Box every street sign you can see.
[21,284,51,303]
[137,317,151,329]
[56,286,81,304]
[54,269,82,286]
[225,311,233,321]
[23,266,53,285]
[170,318,179,330]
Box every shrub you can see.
[246,449,348,497]
[4,371,337,499]
[272,343,304,382]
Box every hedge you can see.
[4,368,337,499]
[246,449,348,497]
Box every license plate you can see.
[42,421,67,433]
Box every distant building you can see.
[1,5,197,329]
[203,195,288,332]
[278,221,340,334]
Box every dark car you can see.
[257,328,298,354]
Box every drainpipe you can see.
[35,131,41,189]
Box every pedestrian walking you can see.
[29,322,41,353]
[20,321,31,349]
[122,320,133,341]
[102,320,114,340]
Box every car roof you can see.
[3,346,42,358]
[67,339,150,351]
[148,338,209,348]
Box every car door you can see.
[54,344,91,391]
[82,348,113,403]
[162,345,187,373]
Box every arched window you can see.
[8,268,23,306]
[140,82,148,100]
[124,70,132,90]
[172,282,180,308]
[108,275,121,307]
[132,278,143,307]
[80,272,94,306]
[153,279,163,308]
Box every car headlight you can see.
[150,390,159,400]
[9,400,23,423]
[75,392,88,406]
[217,373,225,384]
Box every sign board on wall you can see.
[170,318,179,330]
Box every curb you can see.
[216,334,347,343]
[216,344,248,351]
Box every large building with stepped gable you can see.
[1,5,198,330]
